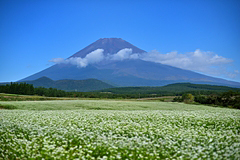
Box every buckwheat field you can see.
[0,100,239,159]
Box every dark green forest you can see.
[194,91,240,109]
[173,92,240,109]
[0,83,66,97]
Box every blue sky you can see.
[0,0,240,82]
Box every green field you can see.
[0,100,239,159]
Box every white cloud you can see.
[129,53,139,59]
[209,54,233,65]
[140,49,233,73]
[110,48,133,60]
[50,49,104,67]
[141,50,193,68]
[139,49,236,79]
[65,57,88,67]
[84,49,105,64]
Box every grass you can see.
[0,99,239,159]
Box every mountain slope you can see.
[20,38,240,88]
[24,77,114,92]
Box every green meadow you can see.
[0,100,239,159]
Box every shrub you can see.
[182,93,194,103]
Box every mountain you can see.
[24,77,114,92]
[20,38,240,88]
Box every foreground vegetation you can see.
[0,100,240,159]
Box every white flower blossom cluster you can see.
[0,109,239,159]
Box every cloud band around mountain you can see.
[50,48,138,67]
[50,48,238,79]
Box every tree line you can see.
[0,83,66,97]
[194,91,240,109]
[173,91,240,109]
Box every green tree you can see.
[182,93,194,103]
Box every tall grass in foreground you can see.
[0,100,239,159]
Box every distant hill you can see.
[24,77,114,92]
[98,83,240,95]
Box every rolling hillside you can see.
[98,83,240,95]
